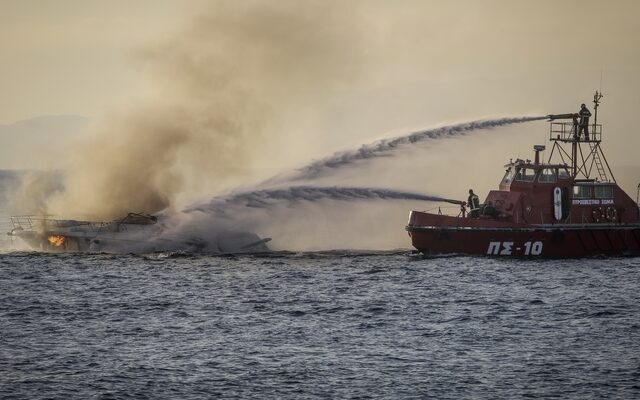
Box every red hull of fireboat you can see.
[407,213,640,258]
[406,94,640,258]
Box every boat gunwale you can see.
[406,223,640,232]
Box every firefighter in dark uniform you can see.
[468,189,480,218]
[578,103,592,140]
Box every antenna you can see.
[594,71,604,126]
[599,70,603,93]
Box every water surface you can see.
[1,252,639,399]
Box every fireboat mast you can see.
[546,90,614,183]
[593,90,603,125]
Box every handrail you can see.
[549,122,602,142]
[8,213,157,234]
[9,215,113,234]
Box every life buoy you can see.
[606,207,618,221]
[553,187,562,220]
[592,207,605,222]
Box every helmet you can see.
[581,103,586,107]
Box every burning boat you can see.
[7,212,271,253]
[406,92,640,257]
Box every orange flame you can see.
[47,235,66,247]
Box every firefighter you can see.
[468,189,480,218]
[578,103,592,140]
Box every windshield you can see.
[539,168,557,183]
[558,167,571,179]
[515,168,536,182]
[501,167,515,184]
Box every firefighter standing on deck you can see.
[578,103,592,140]
[468,189,480,218]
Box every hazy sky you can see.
[2,0,638,124]
[0,0,197,122]
[2,0,640,210]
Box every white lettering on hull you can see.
[572,199,614,205]
[487,241,543,256]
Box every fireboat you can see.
[406,92,640,257]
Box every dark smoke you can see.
[44,0,367,220]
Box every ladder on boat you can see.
[589,142,608,182]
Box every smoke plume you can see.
[44,0,366,220]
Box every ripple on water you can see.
[0,253,639,399]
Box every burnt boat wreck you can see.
[7,212,271,254]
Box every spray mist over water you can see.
[165,116,544,251]
[263,116,545,185]
[185,186,459,216]
[182,116,545,220]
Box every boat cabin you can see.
[477,125,638,225]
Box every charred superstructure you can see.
[406,92,640,257]
[7,212,271,254]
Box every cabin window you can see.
[573,185,591,199]
[501,167,515,184]
[594,185,613,199]
[514,168,536,182]
[539,168,557,183]
[558,168,571,179]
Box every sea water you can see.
[1,251,639,399]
